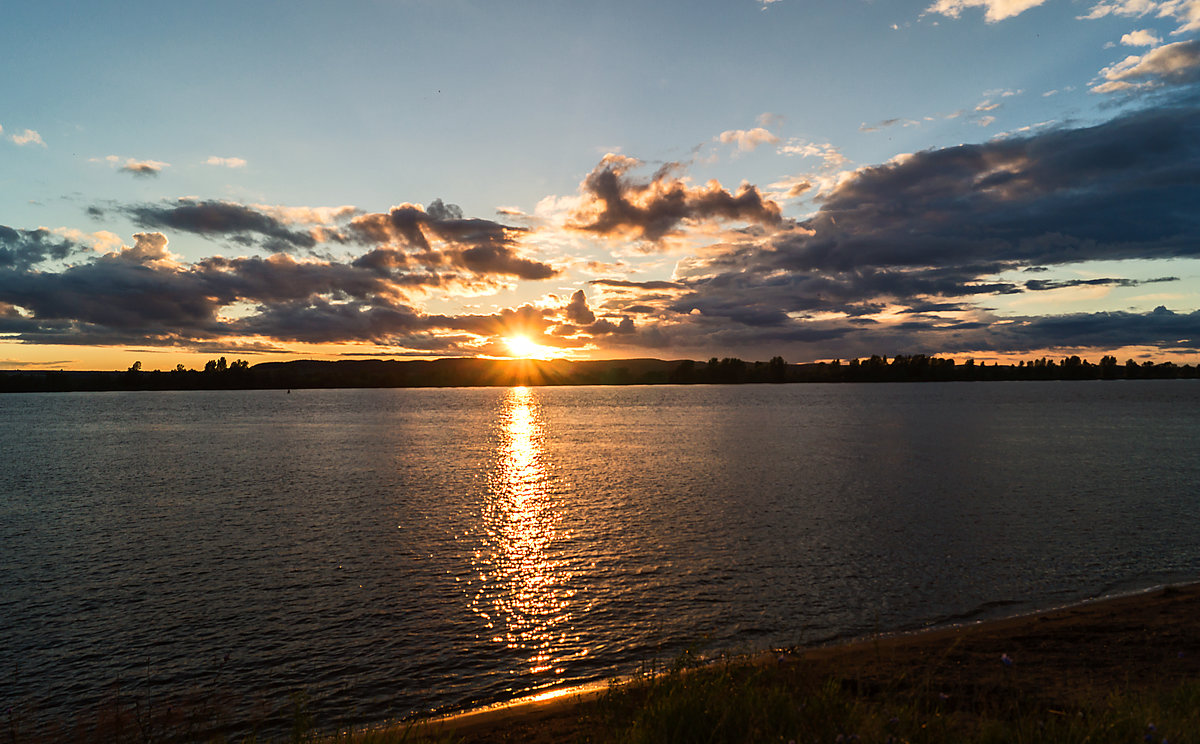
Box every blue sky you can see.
[3,0,1199,369]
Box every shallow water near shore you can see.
[3,380,1198,737]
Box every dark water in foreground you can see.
[2,381,1198,735]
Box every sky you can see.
[3,0,1200,370]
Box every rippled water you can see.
[3,381,1199,736]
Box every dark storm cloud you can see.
[195,253,406,303]
[589,278,684,291]
[226,298,432,344]
[0,226,82,270]
[569,155,782,242]
[551,290,634,336]
[119,196,557,280]
[564,290,596,325]
[0,230,511,348]
[996,306,1200,352]
[0,241,551,350]
[126,200,321,252]
[456,244,557,280]
[782,100,1200,275]
[1022,276,1177,291]
[635,98,1200,344]
[576,98,1200,358]
[348,201,559,280]
[0,254,223,339]
[1,192,562,351]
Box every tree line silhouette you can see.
[2,353,1196,393]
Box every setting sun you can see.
[504,335,551,359]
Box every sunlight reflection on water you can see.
[473,387,578,678]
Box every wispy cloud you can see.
[859,117,921,133]
[716,127,780,152]
[205,156,247,168]
[10,129,45,147]
[925,0,1050,23]
[1081,0,1200,34]
[776,139,848,168]
[92,155,170,177]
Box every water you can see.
[2,381,1198,735]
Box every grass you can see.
[582,652,1200,744]
[9,650,1200,743]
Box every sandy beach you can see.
[416,583,1200,742]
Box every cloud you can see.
[126,199,323,252]
[0,226,556,351]
[588,99,1200,357]
[0,226,83,270]
[121,159,168,177]
[1121,28,1163,45]
[716,127,780,152]
[50,227,124,253]
[205,156,247,168]
[776,139,849,168]
[925,0,1049,22]
[568,154,782,243]
[785,101,1200,274]
[122,196,557,280]
[94,155,170,177]
[989,305,1200,352]
[767,176,815,200]
[1092,39,1200,92]
[122,232,176,264]
[347,199,558,280]
[10,129,45,147]
[859,117,920,132]
[1080,0,1161,19]
[564,289,596,325]
[1081,0,1200,34]
[7,97,1200,360]
[757,112,785,129]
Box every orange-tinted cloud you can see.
[568,155,782,243]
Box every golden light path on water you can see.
[471,386,579,679]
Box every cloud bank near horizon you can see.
[3,95,1200,362]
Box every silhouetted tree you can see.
[768,356,787,383]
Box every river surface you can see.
[2,381,1198,736]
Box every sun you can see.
[504,335,550,359]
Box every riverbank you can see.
[410,583,1200,743]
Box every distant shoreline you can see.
[3,354,1197,393]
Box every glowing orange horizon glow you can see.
[504,335,556,360]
